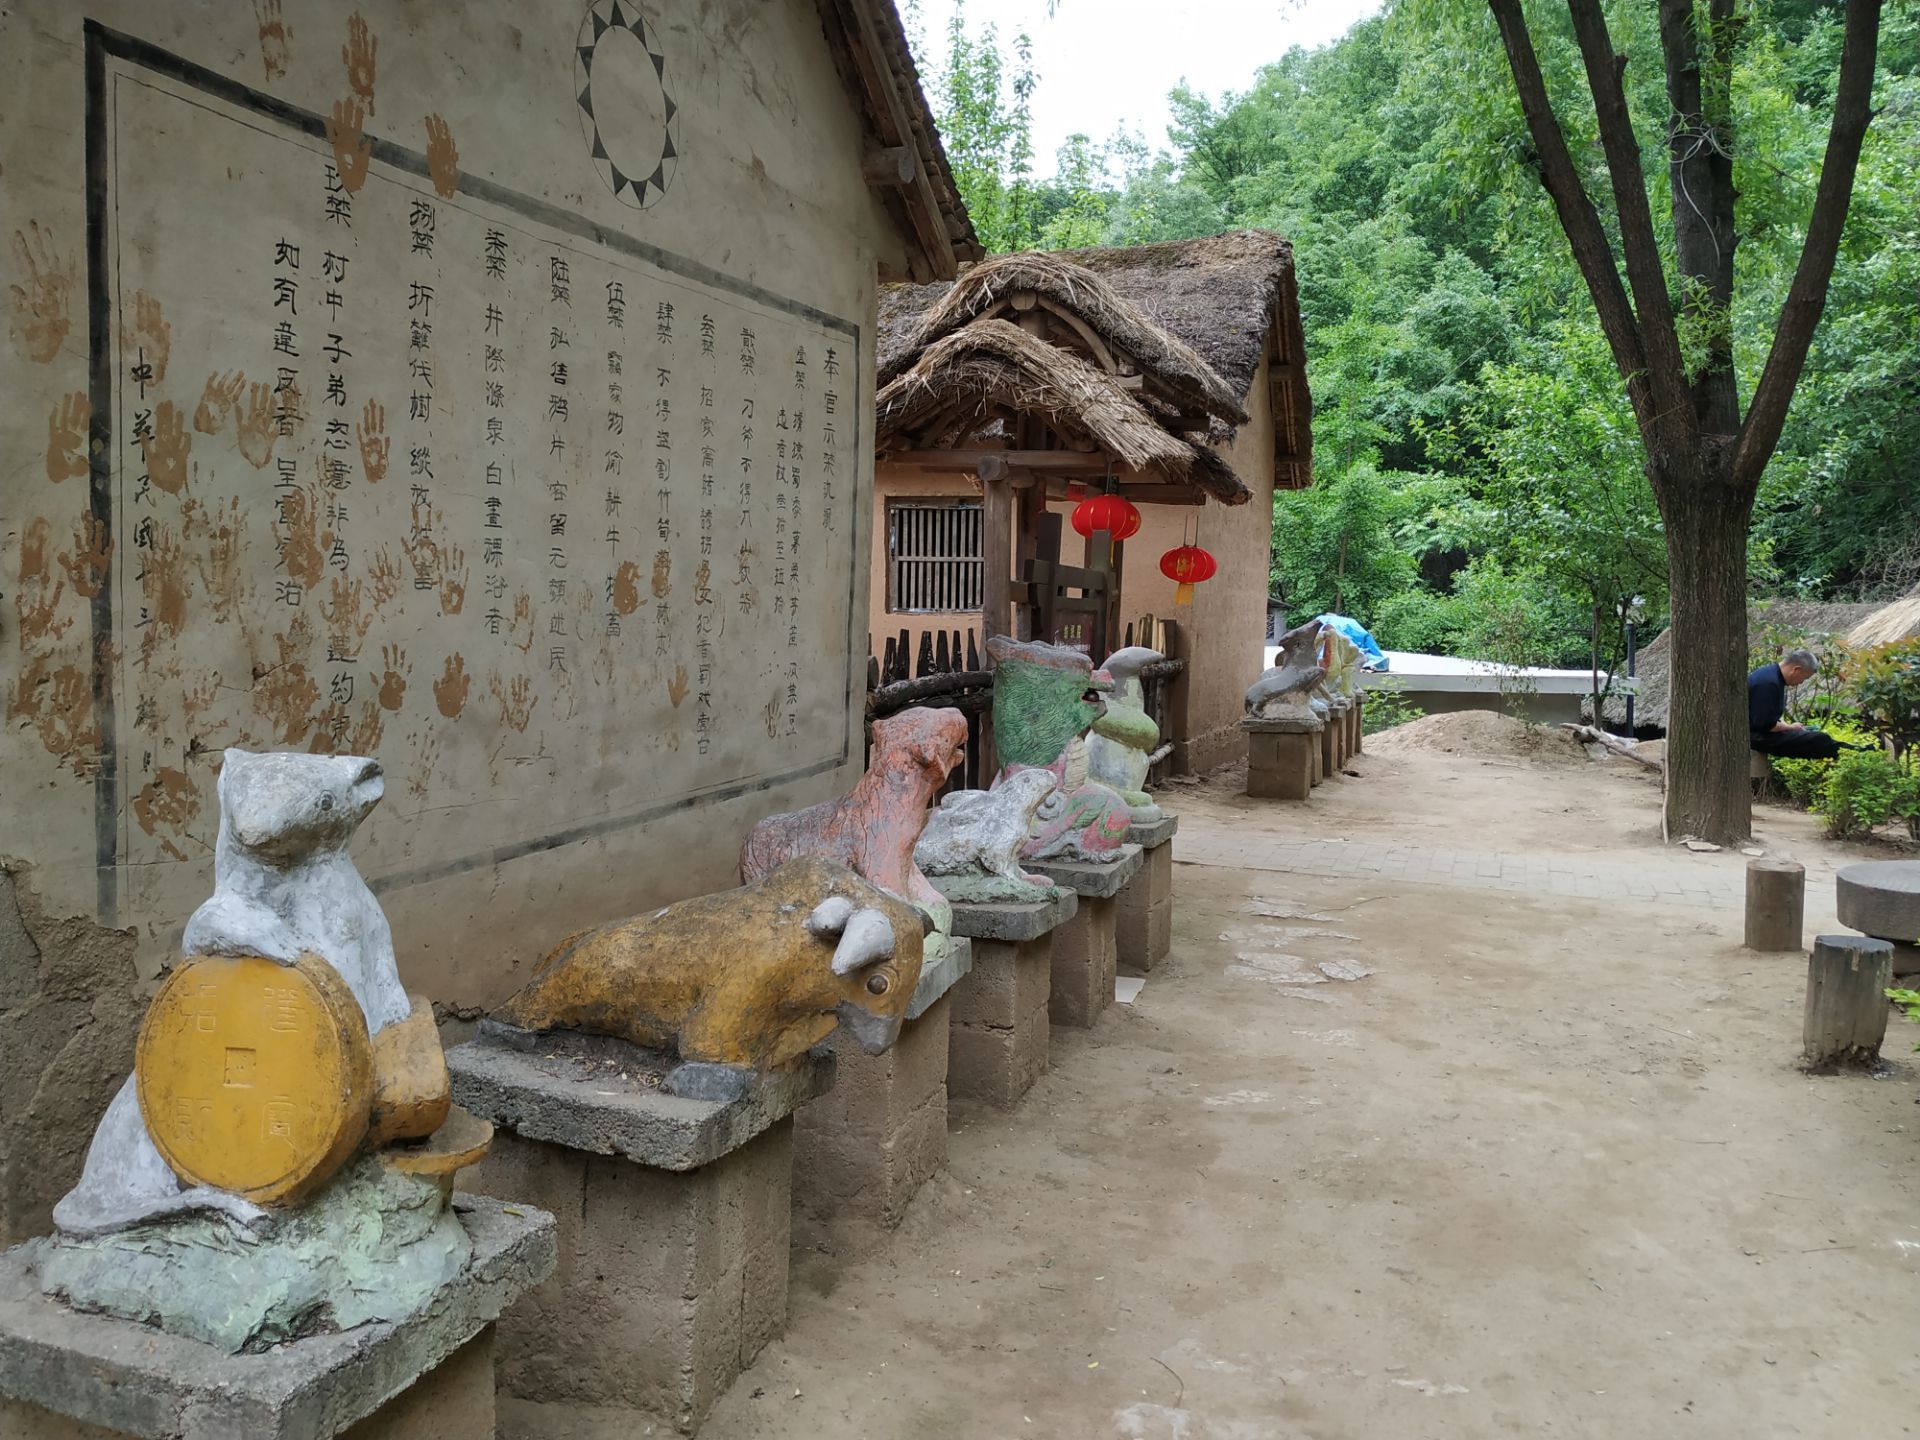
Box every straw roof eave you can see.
[882,251,1252,427]
[876,319,1251,506]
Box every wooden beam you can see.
[862,145,915,187]
[834,0,957,279]
[902,449,1112,473]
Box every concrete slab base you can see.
[793,994,952,1233]
[1116,839,1175,972]
[466,1119,795,1438]
[0,1200,553,1440]
[947,935,1053,1107]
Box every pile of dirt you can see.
[1368,709,1591,767]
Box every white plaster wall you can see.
[0,0,908,1006]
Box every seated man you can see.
[1749,648,1842,759]
[1315,613,1389,672]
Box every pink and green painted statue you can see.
[985,635,1134,863]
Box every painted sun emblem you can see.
[575,0,679,210]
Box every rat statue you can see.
[487,856,929,1098]
[37,749,480,1355]
[913,765,1062,904]
[1245,619,1328,724]
[1084,645,1166,822]
[985,635,1132,863]
[55,750,411,1238]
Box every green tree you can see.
[919,1,1040,252]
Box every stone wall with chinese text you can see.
[0,0,903,1234]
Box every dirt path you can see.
[705,726,1920,1439]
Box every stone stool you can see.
[1244,716,1319,801]
[1025,846,1145,1029]
[939,888,1076,1108]
[0,1199,553,1440]
[1116,813,1179,972]
[1836,861,1920,980]
[792,938,973,1232]
[448,1034,832,1437]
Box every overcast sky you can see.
[913,0,1386,177]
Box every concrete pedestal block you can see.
[473,1121,794,1438]
[1116,832,1176,972]
[793,992,953,1231]
[1048,896,1119,1027]
[448,1034,830,1436]
[1024,849,1143,1030]
[1352,696,1365,753]
[1244,721,1317,801]
[1836,861,1920,944]
[939,889,1075,1109]
[0,1201,552,1440]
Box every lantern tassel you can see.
[1175,582,1194,606]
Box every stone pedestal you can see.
[1026,847,1145,1029]
[1244,717,1319,801]
[1117,813,1178,972]
[943,891,1076,1108]
[448,1034,832,1437]
[0,1199,553,1440]
[792,938,971,1232]
[1352,695,1365,753]
[1319,714,1339,778]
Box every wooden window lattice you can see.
[887,499,984,614]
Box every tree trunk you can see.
[1660,470,1754,843]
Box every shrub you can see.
[1770,716,1875,807]
[1849,640,1920,757]
[1361,676,1424,735]
[1809,746,1920,840]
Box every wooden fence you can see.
[863,621,1186,795]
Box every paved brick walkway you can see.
[1177,827,1837,915]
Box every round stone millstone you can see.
[136,953,373,1205]
[1835,861,1920,945]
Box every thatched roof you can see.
[875,319,1250,504]
[1845,594,1920,649]
[1600,600,1885,729]
[813,0,982,280]
[879,230,1312,489]
[882,251,1250,425]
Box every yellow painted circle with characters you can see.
[135,953,373,1205]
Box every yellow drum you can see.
[135,953,373,1205]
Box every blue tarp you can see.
[1316,614,1389,671]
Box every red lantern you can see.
[1159,543,1217,605]
[1071,493,1142,541]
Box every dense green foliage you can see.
[913,1,1920,671]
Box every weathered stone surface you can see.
[0,867,143,1250]
[739,707,966,930]
[940,888,1078,943]
[470,1121,792,1436]
[34,1155,472,1356]
[987,636,1112,770]
[492,855,926,1076]
[0,1197,554,1439]
[1245,620,1326,722]
[906,936,973,1021]
[949,937,1053,1031]
[368,995,453,1149]
[1124,812,1179,851]
[1049,899,1118,1028]
[448,1030,831,1172]
[1117,895,1173,973]
[1026,845,1145,900]
[914,770,1060,901]
[1835,861,1920,944]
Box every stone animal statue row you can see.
[1245,618,1364,724]
[41,637,1166,1350]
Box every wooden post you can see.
[1743,858,1805,952]
[1803,934,1894,1070]
[981,477,1013,645]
